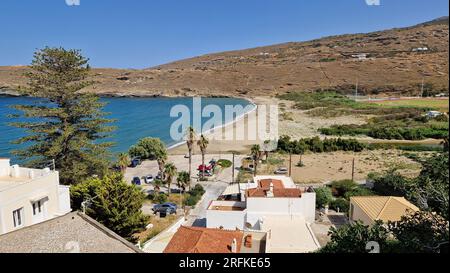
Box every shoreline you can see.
[166,98,258,151]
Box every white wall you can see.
[0,169,69,235]
[206,209,246,230]
[246,192,316,225]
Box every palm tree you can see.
[197,135,209,179]
[251,144,261,176]
[156,149,168,180]
[116,153,130,173]
[185,126,196,190]
[164,163,177,196]
[177,171,190,193]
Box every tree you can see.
[414,153,449,220]
[9,47,115,185]
[129,137,167,178]
[164,163,177,196]
[319,221,389,253]
[315,187,333,209]
[185,126,196,190]
[70,172,148,241]
[116,153,130,173]
[177,171,190,193]
[390,211,449,253]
[197,135,209,179]
[250,144,261,176]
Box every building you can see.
[205,175,319,253]
[163,226,266,253]
[351,53,368,60]
[0,158,71,235]
[426,111,443,118]
[0,212,142,253]
[349,196,420,225]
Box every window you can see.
[13,208,24,228]
[32,200,42,215]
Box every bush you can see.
[152,193,168,204]
[330,198,350,213]
[344,187,375,200]
[217,159,232,168]
[315,187,333,208]
[190,184,205,196]
[331,180,358,197]
[277,135,366,154]
[183,194,201,207]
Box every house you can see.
[0,212,142,253]
[349,196,420,225]
[351,53,368,60]
[0,158,71,235]
[163,226,266,253]
[205,175,319,253]
[412,47,429,52]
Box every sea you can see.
[0,96,253,161]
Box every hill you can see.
[0,17,448,98]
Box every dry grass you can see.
[135,215,179,244]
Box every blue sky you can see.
[1,0,448,68]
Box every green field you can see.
[372,98,449,112]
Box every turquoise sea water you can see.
[0,96,252,161]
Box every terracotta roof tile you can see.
[246,188,302,198]
[164,226,244,253]
[258,179,284,190]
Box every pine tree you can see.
[9,47,115,185]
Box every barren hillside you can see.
[1,17,448,98]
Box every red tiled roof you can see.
[258,179,284,190]
[163,226,243,253]
[246,188,302,198]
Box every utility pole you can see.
[421,78,425,98]
[232,153,235,184]
[351,158,355,182]
[355,80,359,101]
[289,153,292,177]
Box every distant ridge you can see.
[1,17,448,98]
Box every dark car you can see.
[152,203,177,214]
[132,177,141,185]
[130,157,141,168]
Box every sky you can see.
[0,0,448,68]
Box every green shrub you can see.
[217,159,232,168]
[183,194,201,207]
[315,187,333,208]
[331,180,359,197]
[152,193,168,204]
[330,198,350,213]
[190,184,205,196]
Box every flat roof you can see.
[260,215,320,253]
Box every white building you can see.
[206,175,319,253]
[0,158,71,235]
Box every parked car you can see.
[156,172,163,180]
[132,177,141,185]
[144,175,154,184]
[130,157,141,168]
[274,167,288,175]
[152,203,177,214]
[184,154,190,159]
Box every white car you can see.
[274,167,288,175]
[144,175,154,184]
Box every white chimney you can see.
[231,238,238,253]
[11,164,20,178]
[266,182,274,197]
